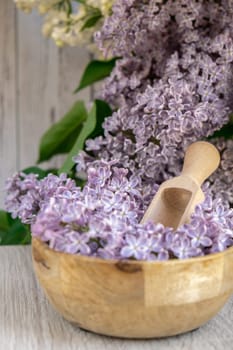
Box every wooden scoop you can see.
[141,141,220,229]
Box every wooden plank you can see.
[0,246,233,350]
[0,2,17,207]
[57,45,91,117]
[53,46,91,168]
[17,10,59,170]
[17,10,90,170]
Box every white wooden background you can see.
[0,1,91,207]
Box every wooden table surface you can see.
[1,246,233,350]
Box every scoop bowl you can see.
[32,238,233,339]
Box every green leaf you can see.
[74,58,118,93]
[75,178,87,188]
[0,211,31,245]
[59,99,112,174]
[1,222,31,245]
[22,166,48,179]
[211,124,233,139]
[81,13,102,31]
[38,101,88,163]
[210,114,233,140]
[51,124,83,155]
[22,166,59,179]
[87,100,112,140]
[0,210,9,232]
[22,166,58,179]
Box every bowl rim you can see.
[32,237,233,266]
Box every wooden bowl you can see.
[32,238,233,338]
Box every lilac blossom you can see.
[171,236,202,260]
[4,1,233,261]
[5,161,233,260]
[209,139,233,204]
[66,232,91,255]
[121,235,148,260]
[72,0,233,205]
[5,172,77,224]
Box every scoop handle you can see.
[181,141,220,186]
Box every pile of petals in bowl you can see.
[5,159,233,261]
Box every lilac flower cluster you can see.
[74,0,233,204]
[209,138,233,204]
[5,172,77,224]
[5,161,233,260]
[5,0,233,261]
[97,0,233,108]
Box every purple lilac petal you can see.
[5,160,232,261]
[4,0,233,260]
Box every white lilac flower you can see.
[14,0,114,50]
[14,0,36,13]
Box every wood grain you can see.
[17,10,90,170]
[17,10,60,170]
[0,1,17,206]
[141,142,220,229]
[1,245,233,349]
[32,238,233,339]
[0,7,91,207]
